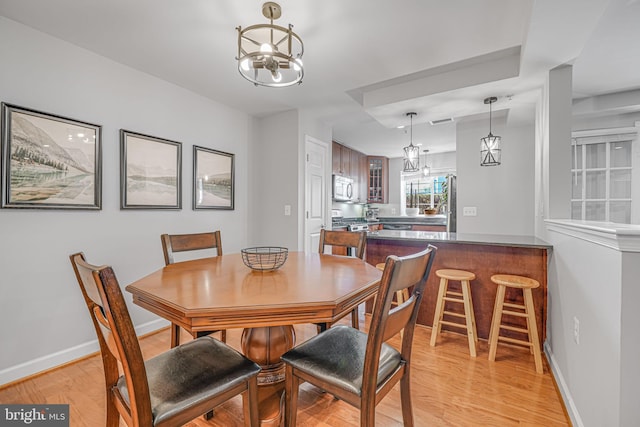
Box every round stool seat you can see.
[436,269,476,281]
[491,274,539,289]
[375,263,385,271]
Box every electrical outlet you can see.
[391,208,397,215]
[573,316,580,344]
[284,205,291,216]
[463,206,477,216]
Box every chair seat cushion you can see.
[280,325,402,396]
[116,336,260,426]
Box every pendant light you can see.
[422,149,430,176]
[403,112,420,172]
[480,96,501,166]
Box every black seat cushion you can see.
[280,325,401,396]
[116,336,260,426]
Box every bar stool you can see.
[488,274,543,374]
[430,269,478,357]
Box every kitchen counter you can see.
[366,231,551,346]
[378,215,446,225]
[367,230,551,249]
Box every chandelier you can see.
[403,112,420,172]
[480,96,501,166]
[236,2,304,87]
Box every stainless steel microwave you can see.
[333,175,354,201]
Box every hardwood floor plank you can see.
[0,315,569,426]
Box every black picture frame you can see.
[120,130,182,210]
[1,103,102,209]
[193,145,234,210]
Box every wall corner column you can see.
[543,65,573,220]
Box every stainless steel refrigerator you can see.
[446,175,457,233]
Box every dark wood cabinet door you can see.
[367,156,389,203]
[332,142,351,177]
[332,141,342,175]
[350,150,361,182]
[340,145,350,177]
[359,154,369,202]
[412,224,446,232]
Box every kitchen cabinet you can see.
[359,154,369,202]
[412,224,446,232]
[332,141,351,176]
[350,149,367,202]
[367,156,389,203]
[332,142,368,202]
[350,149,362,182]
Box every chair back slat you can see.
[69,253,154,425]
[92,305,121,363]
[161,231,222,265]
[382,296,416,342]
[318,229,366,259]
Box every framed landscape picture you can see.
[193,145,234,210]
[120,130,182,209]
[1,103,102,209]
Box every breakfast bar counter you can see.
[366,231,551,346]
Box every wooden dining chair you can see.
[281,245,436,427]
[160,231,226,347]
[317,229,367,331]
[69,252,261,427]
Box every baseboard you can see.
[544,342,584,427]
[0,319,168,387]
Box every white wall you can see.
[248,110,299,249]
[456,116,535,235]
[543,228,622,426]
[425,151,456,176]
[0,18,251,383]
[620,250,640,426]
[539,91,640,426]
[386,157,404,214]
[247,108,332,251]
[546,65,573,219]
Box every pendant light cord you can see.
[410,113,414,145]
[489,100,493,135]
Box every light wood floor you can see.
[0,316,570,426]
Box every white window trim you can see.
[571,124,638,223]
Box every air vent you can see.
[429,118,454,125]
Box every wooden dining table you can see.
[125,251,382,427]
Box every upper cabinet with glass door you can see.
[367,156,388,203]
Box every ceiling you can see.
[0,0,639,158]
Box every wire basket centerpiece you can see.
[241,247,288,271]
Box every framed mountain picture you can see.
[1,103,102,209]
[120,130,182,210]
[192,145,234,210]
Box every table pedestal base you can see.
[241,325,296,427]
